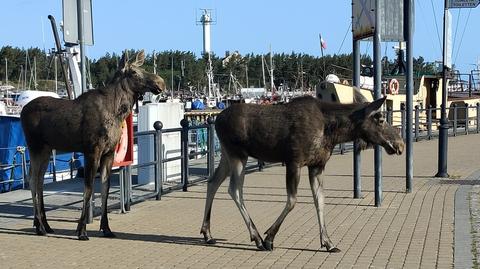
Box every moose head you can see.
[115,50,166,96]
[350,97,404,155]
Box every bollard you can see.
[453,104,457,136]
[180,119,189,192]
[414,105,419,141]
[427,105,432,140]
[340,143,345,155]
[477,103,480,133]
[465,103,469,135]
[153,121,163,200]
[400,103,406,139]
[207,117,216,178]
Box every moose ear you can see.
[119,51,129,72]
[364,96,386,117]
[132,50,145,67]
[353,87,368,103]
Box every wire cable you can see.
[430,0,443,57]
[453,8,472,66]
[337,23,352,55]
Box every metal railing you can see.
[117,117,221,213]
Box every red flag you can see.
[320,35,327,50]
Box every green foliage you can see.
[0,46,439,93]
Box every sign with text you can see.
[448,0,480,8]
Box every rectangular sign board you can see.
[63,0,94,45]
[352,0,376,40]
[448,0,480,8]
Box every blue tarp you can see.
[191,99,205,110]
[0,116,83,192]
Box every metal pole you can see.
[47,15,74,99]
[373,0,383,207]
[405,0,414,192]
[124,167,131,211]
[465,103,469,135]
[428,105,433,140]
[207,117,216,178]
[181,119,189,191]
[436,0,449,178]
[119,166,126,213]
[477,103,480,133]
[414,105,420,141]
[353,38,362,199]
[77,0,87,94]
[154,121,163,200]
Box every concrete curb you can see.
[455,170,480,269]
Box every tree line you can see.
[0,46,437,95]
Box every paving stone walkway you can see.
[0,134,479,268]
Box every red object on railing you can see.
[113,113,134,167]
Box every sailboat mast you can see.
[269,45,274,95]
[4,58,7,85]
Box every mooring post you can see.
[154,121,163,200]
[207,117,216,178]
[180,119,190,192]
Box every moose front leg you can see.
[99,152,115,238]
[76,154,100,240]
[308,166,340,252]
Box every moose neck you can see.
[321,104,361,146]
[103,77,139,120]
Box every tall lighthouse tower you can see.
[198,9,216,98]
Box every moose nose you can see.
[395,140,405,155]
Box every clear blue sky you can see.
[1,0,479,73]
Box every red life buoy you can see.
[114,120,128,163]
[389,79,399,95]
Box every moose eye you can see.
[373,113,385,124]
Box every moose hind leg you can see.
[29,149,52,235]
[308,166,340,252]
[264,164,301,251]
[228,157,265,250]
[201,155,229,244]
[99,152,115,238]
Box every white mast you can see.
[269,45,274,95]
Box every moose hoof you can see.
[103,230,116,238]
[327,247,341,253]
[35,227,47,236]
[263,240,274,251]
[78,235,89,241]
[45,225,54,234]
[206,238,217,245]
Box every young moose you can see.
[200,95,404,252]
[21,50,165,240]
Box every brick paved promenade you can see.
[1,134,479,268]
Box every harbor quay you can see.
[0,134,479,268]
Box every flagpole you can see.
[320,34,325,80]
